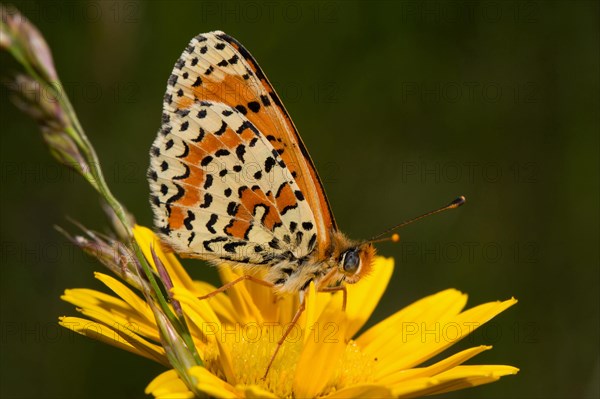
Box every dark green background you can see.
[1,1,598,398]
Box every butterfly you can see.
[149,30,379,292]
[147,31,464,373]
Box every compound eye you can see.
[342,249,361,274]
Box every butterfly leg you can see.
[197,274,273,300]
[318,285,347,311]
[262,299,306,380]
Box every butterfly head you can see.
[336,242,376,284]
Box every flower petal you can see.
[371,297,517,379]
[240,385,279,398]
[301,282,317,345]
[323,383,393,398]
[171,286,237,383]
[358,289,467,351]
[218,266,264,323]
[61,287,159,341]
[345,256,394,338]
[193,281,238,325]
[187,366,241,398]
[145,369,194,398]
[391,365,519,398]
[293,301,348,398]
[59,316,167,365]
[377,345,491,385]
[94,272,154,323]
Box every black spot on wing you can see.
[260,94,271,106]
[192,128,206,142]
[307,233,317,251]
[187,231,195,246]
[214,121,227,135]
[235,144,246,162]
[224,241,245,253]
[227,201,239,216]
[264,156,276,173]
[203,174,213,189]
[184,211,195,230]
[203,236,226,252]
[236,120,259,135]
[175,141,189,158]
[302,222,313,231]
[205,214,218,234]
[281,204,298,216]
[295,231,304,246]
[166,183,185,204]
[247,101,260,113]
[173,164,190,180]
[200,193,213,208]
[201,156,213,166]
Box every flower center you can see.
[204,324,375,397]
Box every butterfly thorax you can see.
[265,230,376,294]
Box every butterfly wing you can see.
[149,32,326,264]
[215,33,337,244]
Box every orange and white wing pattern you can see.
[148,31,334,265]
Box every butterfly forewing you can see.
[149,32,331,265]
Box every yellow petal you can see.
[94,272,154,322]
[132,225,196,293]
[345,256,394,338]
[301,282,317,345]
[171,286,237,383]
[242,268,283,323]
[218,266,264,323]
[171,286,222,347]
[59,316,167,365]
[146,369,194,398]
[293,303,348,398]
[324,383,393,398]
[61,288,160,341]
[187,366,241,398]
[274,292,299,325]
[155,393,195,399]
[392,365,519,398]
[358,289,467,351]
[240,384,279,398]
[377,345,491,385]
[381,298,517,376]
[193,280,239,325]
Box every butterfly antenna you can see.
[366,196,466,244]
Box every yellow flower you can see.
[60,226,518,398]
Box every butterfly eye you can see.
[341,249,361,275]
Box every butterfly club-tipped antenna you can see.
[366,196,466,244]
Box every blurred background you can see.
[1,1,598,398]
